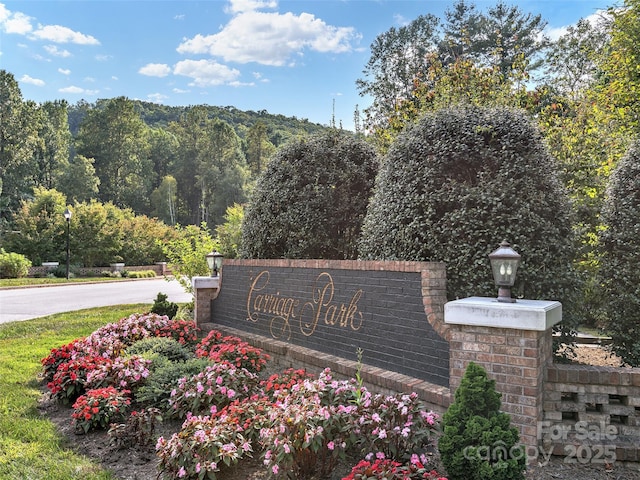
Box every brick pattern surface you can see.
[544,364,640,463]
[209,259,450,387]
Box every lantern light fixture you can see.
[206,251,223,277]
[488,240,521,303]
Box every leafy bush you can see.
[134,357,212,412]
[127,270,157,278]
[85,355,151,392]
[150,292,178,319]
[168,361,260,418]
[343,458,448,480]
[108,407,162,448]
[72,387,130,433]
[47,356,111,404]
[358,106,578,324]
[438,362,525,480]
[0,249,31,278]
[598,139,640,366]
[126,336,193,362]
[196,340,270,373]
[240,129,379,259]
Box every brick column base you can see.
[192,276,220,328]
[445,297,561,462]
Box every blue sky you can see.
[1,0,610,130]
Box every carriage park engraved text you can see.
[246,270,364,340]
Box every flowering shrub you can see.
[151,318,200,347]
[85,355,151,392]
[47,356,111,404]
[354,392,439,461]
[168,361,260,418]
[197,341,270,373]
[71,386,131,433]
[194,330,242,357]
[156,411,254,479]
[259,369,359,478]
[82,313,176,358]
[342,458,448,480]
[260,368,315,401]
[41,338,84,382]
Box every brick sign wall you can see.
[210,259,450,387]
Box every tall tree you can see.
[75,96,152,212]
[356,14,441,132]
[476,2,548,79]
[33,100,72,190]
[0,71,41,220]
[57,154,100,203]
[150,175,178,226]
[245,121,275,177]
[440,0,482,64]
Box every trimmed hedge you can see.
[359,106,578,321]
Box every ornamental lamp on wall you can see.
[206,251,223,277]
[488,240,521,303]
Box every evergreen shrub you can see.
[438,362,525,480]
[150,292,178,319]
[240,130,379,259]
[598,139,640,366]
[359,106,578,324]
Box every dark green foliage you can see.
[134,357,211,412]
[438,362,525,480]
[240,130,379,259]
[126,336,193,363]
[598,140,640,366]
[150,292,179,320]
[0,249,31,278]
[359,106,578,321]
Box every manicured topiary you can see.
[240,130,379,259]
[438,362,525,480]
[358,106,578,322]
[598,139,640,366]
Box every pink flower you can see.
[272,465,279,475]
[327,441,335,451]
[178,466,186,477]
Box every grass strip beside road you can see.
[0,305,149,480]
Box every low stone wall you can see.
[28,263,168,277]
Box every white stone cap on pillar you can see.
[444,296,562,331]
[192,276,220,290]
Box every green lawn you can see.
[0,305,149,480]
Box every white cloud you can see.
[226,0,278,14]
[44,44,71,57]
[32,24,99,45]
[1,8,33,35]
[147,93,168,103]
[545,9,610,42]
[20,74,44,86]
[95,54,111,62]
[58,68,71,75]
[173,59,241,86]
[173,87,190,94]
[139,63,172,77]
[59,85,98,95]
[177,9,360,66]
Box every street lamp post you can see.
[64,208,72,280]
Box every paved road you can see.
[0,278,193,324]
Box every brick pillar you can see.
[192,276,220,329]
[445,296,561,463]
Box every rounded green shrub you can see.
[0,249,32,278]
[359,106,578,314]
[438,362,525,480]
[150,292,178,319]
[598,139,640,366]
[125,336,193,362]
[240,130,379,259]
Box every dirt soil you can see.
[39,345,640,480]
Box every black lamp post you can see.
[488,240,520,303]
[63,208,72,280]
[205,251,223,277]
